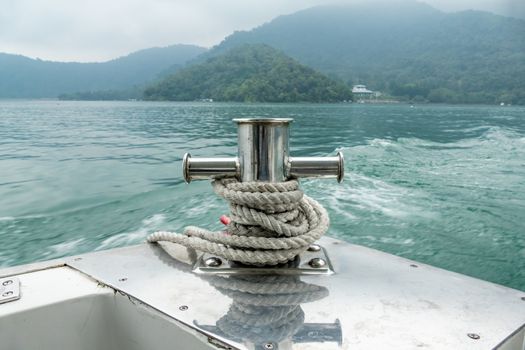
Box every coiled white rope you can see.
[147,178,329,265]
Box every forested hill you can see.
[144,44,352,102]
[0,44,206,98]
[211,1,525,104]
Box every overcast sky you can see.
[0,0,523,62]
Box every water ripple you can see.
[0,101,524,291]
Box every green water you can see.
[1,100,524,290]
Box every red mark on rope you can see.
[220,215,231,225]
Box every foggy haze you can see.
[0,0,523,62]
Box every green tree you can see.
[144,44,352,103]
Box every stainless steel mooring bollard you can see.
[183,118,344,183]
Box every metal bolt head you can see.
[179,305,188,311]
[2,291,13,297]
[467,333,480,340]
[307,244,321,252]
[118,278,128,282]
[521,296,525,301]
[309,257,326,268]
[263,342,274,350]
[205,257,222,267]
[2,280,13,286]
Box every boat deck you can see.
[1,236,524,349]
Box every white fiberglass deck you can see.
[1,236,524,349]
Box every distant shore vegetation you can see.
[58,88,141,101]
[143,45,352,103]
[37,2,525,105]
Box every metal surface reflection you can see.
[65,237,525,350]
[195,273,341,350]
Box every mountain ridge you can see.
[2,1,524,104]
[144,44,352,103]
[208,1,525,104]
[0,44,207,98]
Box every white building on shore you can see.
[352,84,378,100]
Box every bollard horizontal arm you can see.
[182,153,239,183]
[183,151,344,183]
[287,151,344,183]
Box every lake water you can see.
[0,100,524,291]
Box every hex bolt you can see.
[467,333,480,340]
[2,291,13,297]
[263,342,274,350]
[2,280,13,286]
[204,257,222,267]
[179,305,188,311]
[309,257,326,268]
[307,244,321,252]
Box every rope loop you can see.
[147,178,329,265]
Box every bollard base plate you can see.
[192,245,334,275]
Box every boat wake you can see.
[96,214,167,251]
[302,126,525,289]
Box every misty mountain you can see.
[0,44,206,98]
[210,1,525,104]
[144,44,352,102]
